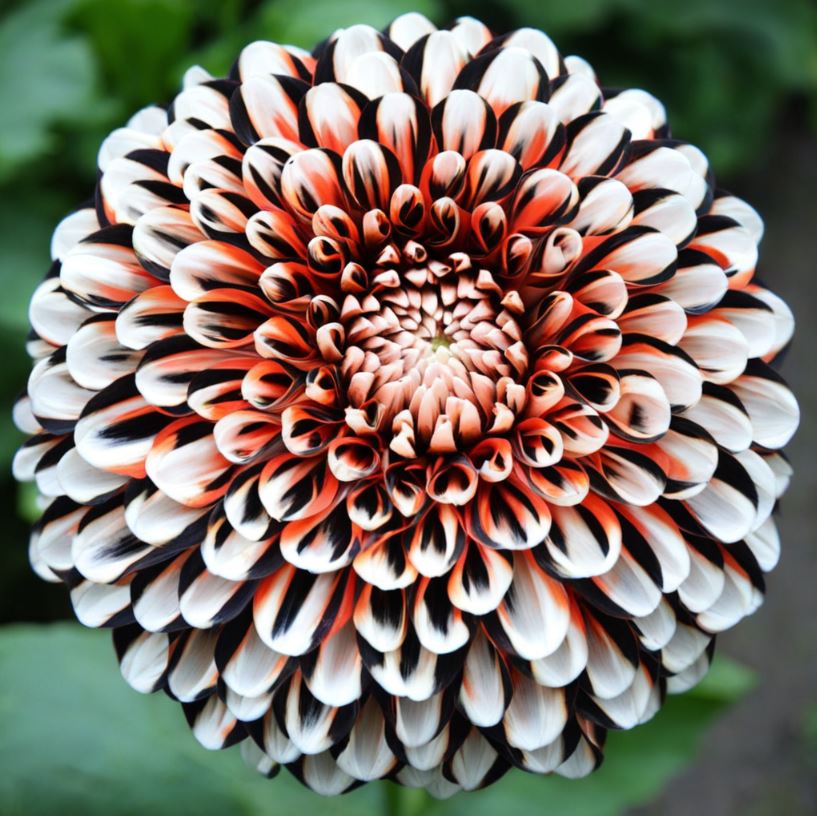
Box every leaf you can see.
[188,0,444,75]
[498,0,635,35]
[0,190,65,334]
[253,0,443,50]
[0,622,754,816]
[0,0,96,180]
[802,702,817,765]
[0,623,381,816]
[15,482,41,525]
[691,653,756,701]
[69,0,197,108]
[635,0,817,87]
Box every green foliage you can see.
[0,0,96,181]
[255,0,442,49]
[0,623,755,816]
[187,0,444,78]
[70,0,197,106]
[803,701,817,769]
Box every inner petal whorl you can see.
[338,241,528,455]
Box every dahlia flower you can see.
[13,11,799,796]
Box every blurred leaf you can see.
[635,0,817,88]
[802,701,817,766]
[189,0,444,75]
[499,0,636,34]
[0,623,754,816]
[690,652,756,701]
[0,192,65,335]
[0,623,382,816]
[0,421,23,472]
[657,39,777,174]
[0,0,96,181]
[254,0,443,49]
[15,482,42,526]
[69,0,196,108]
[0,481,72,623]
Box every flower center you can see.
[339,243,529,457]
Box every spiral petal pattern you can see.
[14,12,798,796]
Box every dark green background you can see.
[0,1,815,814]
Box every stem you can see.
[382,782,431,816]
[384,781,403,816]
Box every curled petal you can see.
[465,476,552,550]
[327,435,381,481]
[426,455,479,505]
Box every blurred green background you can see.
[0,0,815,814]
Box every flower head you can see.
[14,11,799,796]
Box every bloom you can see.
[13,9,799,795]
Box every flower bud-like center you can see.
[339,241,528,457]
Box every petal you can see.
[341,139,402,211]
[116,629,171,693]
[145,417,233,508]
[464,477,552,550]
[299,82,366,153]
[230,74,307,145]
[561,112,629,179]
[353,518,418,591]
[685,451,759,544]
[454,46,549,115]
[280,148,346,220]
[543,495,622,579]
[73,498,151,583]
[61,226,158,309]
[493,551,570,660]
[170,240,264,302]
[431,89,496,160]
[403,30,469,107]
[413,576,471,654]
[201,513,280,581]
[179,565,254,629]
[254,565,351,656]
[167,629,220,702]
[219,617,290,698]
[116,285,186,350]
[530,598,588,686]
[729,361,799,449]
[75,376,169,478]
[446,729,504,791]
[335,697,396,780]
[459,628,511,727]
[502,673,568,750]
[259,452,340,522]
[303,622,363,707]
[583,614,638,699]
[511,168,578,233]
[408,503,466,578]
[353,584,407,652]
[447,542,513,615]
[279,501,361,573]
[359,93,432,184]
[132,206,201,280]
